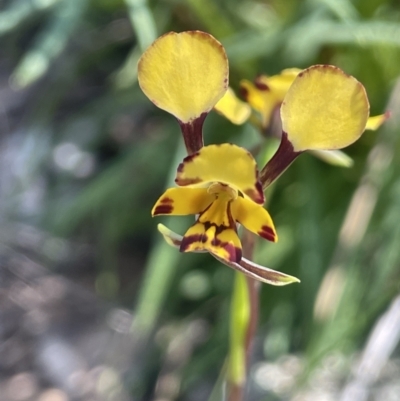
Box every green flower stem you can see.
[228,270,250,401]
[228,229,258,401]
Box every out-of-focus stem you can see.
[243,231,260,365]
[227,230,258,401]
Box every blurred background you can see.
[0,0,400,400]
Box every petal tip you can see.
[257,225,278,242]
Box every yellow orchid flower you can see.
[138,31,298,285]
[152,143,277,263]
[138,31,374,284]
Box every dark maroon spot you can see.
[170,237,182,247]
[223,243,242,263]
[239,86,249,100]
[177,152,200,174]
[182,153,199,163]
[254,80,269,91]
[244,184,264,205]
[160,197,173,204]
[180,234,204,252]
[153,205,173,215]
[298,72,304,77]
[258,225,276,242]
[224,78,228,84]
[175,177,202,186]
[210,236,242,263]
[177,162,184,173]
[255,180,264,202]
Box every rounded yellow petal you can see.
[138,31,228,123]
[214,87,251,125]
[231,197,277,242]
[151,187,214,216]
[281,65,370,151]
[175,143,264,204]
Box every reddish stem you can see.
[178,113,207,154]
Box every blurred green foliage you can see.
[2,0,400,399]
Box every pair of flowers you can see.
[138,30,384,285]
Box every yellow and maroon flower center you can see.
[207,182,238,201]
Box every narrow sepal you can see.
[231,197,277,242]
[151,187,214,216]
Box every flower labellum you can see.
[152,144,277,263]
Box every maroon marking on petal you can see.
[298,71,304,77]
[182,152,199,163]
[258,225,276,242]
[175,177,202,186]
[210,235,242,263]
[170,237,182,247]
[254,79,269,91]
[160,197,173,204]
[176,152,200,176]
[239,86,249,101]
[243,182,264,204]
[180,234,206,252]
[153,204,174,215]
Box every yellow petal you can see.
[180,222,242,263]
[176,143,264,204]
[255,68,300,100]
[231,197,277,242]
[240,69,301,128]
[281,65,369,152]
[138,31,228,123]
[365,112,390,131]
[240,79,276,128]
[151,187,214,216]
[214,87,251,125]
